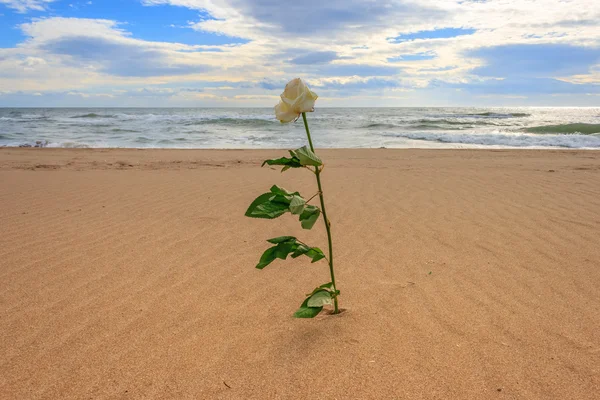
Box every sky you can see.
[0,0,599,107]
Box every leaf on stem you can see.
[294,283,336,318]
[262,156,303,172]
[256,247,277,269]
[291,146,322,167]
[269,185,299,197]
[266,236,296,244]
[290,244,325,263]
[244,192,289,219]
[245,186,297,219]
[293,297,323,318]
[245,186,321,229]
[299,205,321,230]
[306,247,326,263]
[289,195,306,215]
[307,289,333,307]
[306,283,332,297]
[256,237,325,269]
[273,242,296,260]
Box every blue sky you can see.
[0,0,599,106]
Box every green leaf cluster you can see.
[256,236,325,269]
[262,145,322,172]
[294,283,340,318]
[246,123,339,318]
[245,185,321,229]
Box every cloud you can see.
[441,77,600,96]
[314,77,409,91]
[0,0,56,12]
[290,51,339,65]
[3,0,600,105]
[41,36,211,77]
[16,17,214,77]
[468,44,600,78]
[143,0,444,39]
[314,64,401,77]
[388,52,437,62]
[258,79,287,90]
[229,0,442,36]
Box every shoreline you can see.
[3,145,600,151]
[2,147,599,172]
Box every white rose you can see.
[274,78,318,123]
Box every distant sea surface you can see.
[1,107,599,149]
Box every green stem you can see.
[306,191,321,204]
[301,112,339,314]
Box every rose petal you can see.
[274,78,318,120]
[275,100,299,123]
[294,89,318,113]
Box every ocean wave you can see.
[416,118,508,126]
[70,113,116,119]
[382,131,600,148]
[12,140,51,148]
[523,123,600,135]
[184,117,277,127]
[77,124,114,128]
[1,115,51,121]
[21,114,51,120]
[363,123,399,129]
[467,112,531,118]
[104,113,277,123]
[53,142,93,148]
[363,121,486,129]
[111,128,141,133]
[133,136,154,143]
[45,140,117,148]
[409,124,463,130]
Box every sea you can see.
[1,107,599,149]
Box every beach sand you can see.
[1,148,599,399]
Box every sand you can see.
[1,148,599,399]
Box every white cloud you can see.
[3,17,228,81]
[139,0,600,85]
[0,0,56,12]
[1,0,599,105]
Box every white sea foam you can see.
[382,130,600,149]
